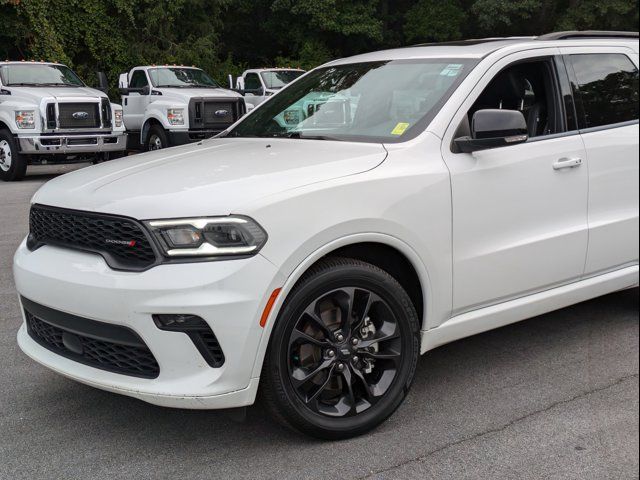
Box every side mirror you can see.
[96,71,109,94]
[120,85,150,96]
[454,109,528,153]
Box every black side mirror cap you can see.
[454,109,528,153]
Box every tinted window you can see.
[570,54,639,128]
[244,73,262,91]
[130,70,148,89]
[468,59,561,138]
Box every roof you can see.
[327,31,639,65]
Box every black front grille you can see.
[28,204,158,271]
[189,97,244,131]
[24,297,160,379]
[203,101,235,125]
[58,102,100,129]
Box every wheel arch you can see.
[140,116,165,145]
[251,233,432,379]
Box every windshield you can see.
[260,70,305,89]
[228,59,475,143]
[148,67,219,88]
[0,64,84,87]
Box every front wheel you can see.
[144,125,168,151]
[0,129,27,181]
[261,257,420,439]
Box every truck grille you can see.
[189,98,245,132]
[58,102,101,129]
[24,297,160,379]
[27,204,158,271]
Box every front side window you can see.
[0,64,84,87]
[228,59,476,143]
[148,67,219,88]
[129,70,149,89]
[466,58,562,138]
[260,70,304,89]
[569,53,639,128]
[244,73,262,91]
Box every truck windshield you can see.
[260,70,305,89]
[0,64,84,87]
[228,59,476,143]
[148,68,219,88]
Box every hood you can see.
[32,138,387,219]
[154,87,242,103]
[7,86,107,103]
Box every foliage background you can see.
[1,0,638,94]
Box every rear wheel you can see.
[261,257,420,439]
[145,125,168,151]
[0,129,27,181]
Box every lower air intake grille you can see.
[23,297,160,379]
[28,204,158,271]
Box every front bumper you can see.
[168,129,221,146]
[14,239,285,409]
[17,132,127,154]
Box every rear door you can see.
[441,49,589,314]
[560,47,639,275]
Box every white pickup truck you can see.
[0,61,126,181]
[118,65,246,151]
[231,68,305,108]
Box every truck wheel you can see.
[145,125,168,151]
[0,130,27,182]
[261,257,420,439]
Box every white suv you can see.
[13,32,639,439]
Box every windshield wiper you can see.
[154,84,218,88]
[6,82,78,87]
[281,131,342,141]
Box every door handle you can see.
[553,157,583,170]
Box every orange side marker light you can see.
[260,288,282,327]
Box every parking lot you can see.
[1,165,638,480]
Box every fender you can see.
[140,112,169,145]
[249,232,433,379]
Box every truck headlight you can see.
[114,109,123,128]
[15,110,36,129]
[167,108,184,125]
[145,216,267,258]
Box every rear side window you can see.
[569,53,639,128]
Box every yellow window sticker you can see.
[391,122,410,135]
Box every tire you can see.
[0,129,27,181]
[144,125,168,151]
[261,257,420,439]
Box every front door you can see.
[441,51,589,314]
[123,69,150,131]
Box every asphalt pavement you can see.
[1,164,638,480]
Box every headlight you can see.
[114,109,123,127]
[15,110,36,129]
[167,108,184,126]
[145,216,267,258]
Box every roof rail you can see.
[538,30,639,41]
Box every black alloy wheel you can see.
[262,257,420,439]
